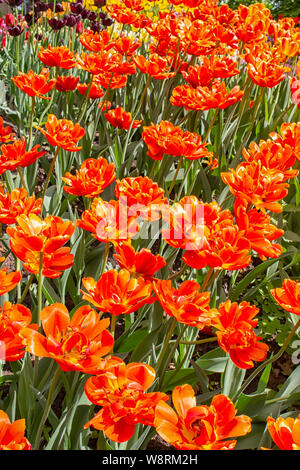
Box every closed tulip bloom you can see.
[0,411,32,450]
[212,300,269,369]
[84,361,169,442]
[270,279,300,316]
[267,415,300,450]
[154,385,252,450]
[0,116,15,143]
[7,214,75,278]
[20,303,114,374]
[0,139,46,175]
[104,107,142,130]
[113,241,166,278]
[0,187,42,225]
[37,44,77,69]
[12,68,56,99]
[55,75,80,92]
[81,269,156,316]
[0,301,37,362]
[36,114,85,152]
[152,279,215,329]
[62,157,116,198]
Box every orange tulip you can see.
[62,157,116,198]
[76,51,120,76]
[0,187,42,225]
[0,263,21,296]
[110,36,142,56]
[245,45,289,88]
[79,29,111,53]
[170,81,244,111]
[242,139,298,181]
[81,269,156,316]
[270,122,300,162]
[77,81,105,99]
[106,4,139,25]
[37,44,77,69]
[20,303,114,374]
[142,121,213,161]
[183,225,251,271]
[270,279,300,316]
[95,72,128,90]
[113,241,166,278]
[84,360,169,442]
[161,196,251,270]
[212,300,269,369]
[7,214,75,278]
[134,53,176,80]
[104,107,142,130]
[0,139,46,175]
[0,116,15,143]
[0,301,37,362]
[55,75,80,92]
[152,279,215,329]
[221,161,290,213]
[36,114,85,152]
[266,415,300,450]
[115,176,168,221]
[154,385,252,450]
[12,68,56,99]
[0,410,32,450]
[77,198,140,243]
[234,198,283,261]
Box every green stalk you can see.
[19,273,35,304]
[155,318,177,377]
[36,252,44,328]
[34,365,61,450]
[41,147,60,202]
[167,154,184,198]
[28,95,35,149]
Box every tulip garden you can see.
[0,0,300,452]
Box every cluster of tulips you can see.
[0,0,300,452]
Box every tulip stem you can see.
[167,154,184,198]
[179,336,218,345]
[232,317,300,403]
[17,167,27,191]
[100,242,110,276]
[34,365,61,450]
[156,318,177,377]
[41,146,60,202]
[36,252,44,328]
[28,96,35,149]
[19,273,35,304]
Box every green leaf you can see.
[115,328,148,353]
[130,326,161,363]
[222,359,246,399]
